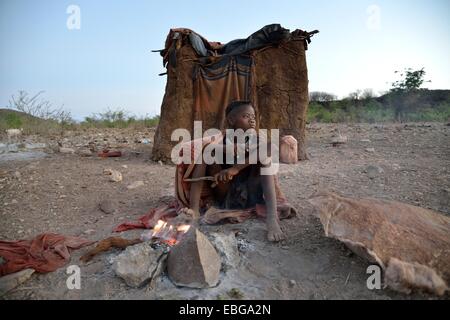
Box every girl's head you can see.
[225,100,256,130]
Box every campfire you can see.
[141,220,191,246]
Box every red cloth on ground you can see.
[0,233,93,276]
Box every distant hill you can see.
[0,108,60,135]
[0,108,44,122]
[376,89,450,109]
[308,89,450,123]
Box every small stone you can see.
[365,165,384,179]
[113,242,168,288]
[11,199,18,204]
[59,147,75,154]
[84,229,96,235]
[360,139,371,143]
[331,135,348,145]
[365,148,375,153]
[103,169,122,182]
[127,181,145,190]
[208,232,240,270]
[77,148,93,157]
[98,199,117,215]
[121,165,128,169]
[14,171,21,179]
[158,160,163,166]
[289,280,297,287]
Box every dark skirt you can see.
[217,164,265,210]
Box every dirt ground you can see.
[1,123,449,300]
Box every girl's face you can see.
[229,104,256,130]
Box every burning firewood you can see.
[141,214,192,246]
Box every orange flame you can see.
[151,219,191,246]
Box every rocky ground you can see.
[0,123,449,300]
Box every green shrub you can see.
[5,113,23,128]
[79,110,160,129]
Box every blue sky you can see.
[0,0,449,120]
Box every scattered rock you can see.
[11,199,18,204]
[364,165,384,179]
[365,148,375,153]
[6,144,19,153]
[0,269,35,296]
[331,135,348,146]
[0,143,7,154]
[77,148,93,157]
[25,143,47,150]
[113,242,168,288]
[103,169,122,182]
[127,181,145,190]
[167,228,221,288]
[98,199,117,215]
[308,191,450,296]
[59,147,75,154]
[14,171,21,179]
[207,231,240,270]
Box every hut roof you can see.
[156,24,318,68]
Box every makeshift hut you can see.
[151,24,318,162]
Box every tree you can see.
[361,88,376,100]
[347,89,362,101]
[309,91,337,103]
[390,68,429,93]
[389,68,430,121]
[8,90,72,123]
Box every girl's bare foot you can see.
[179,207,199,219]
[267,219,285,242]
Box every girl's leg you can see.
[260,168,285,242]
[189,163,207,219]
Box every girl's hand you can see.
[214,167,239,184]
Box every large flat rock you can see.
[308,191,450,295]
[167,228,221,288]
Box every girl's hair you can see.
[225,100,252,117]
